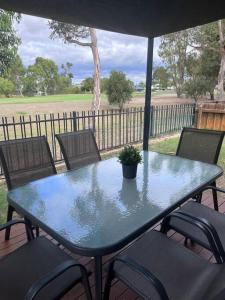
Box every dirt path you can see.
[0,94,194,117]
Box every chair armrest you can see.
[161,211,225,263]
[25,259,89,300]
[0,219,31,231]
[200,186,225,194]
[112,255,169,300]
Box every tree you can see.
[105,71,134,110]
[217,20,225,100]
[23,66,43,96]
[61,62,73,83]
[183,48,220,101]
[81,77,94,92]
[56,62,74,94]
[0,77,15,97]
[198,51,220,100]
[159,30,190,97]
[101,78,109,93]
[138,81,146,89]
[7,55,26,96]
[49,21,101,110]
[152,66,170,90]
[184,77,208,102]
[23,57,59,96]
[56,76,72,94]
[0,10,21,77]
[189,20,225,100]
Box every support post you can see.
[143,38,154,150]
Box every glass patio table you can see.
[7,151,223,299]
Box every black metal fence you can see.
[0,104,195,172]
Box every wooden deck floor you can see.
[1,190,225,300]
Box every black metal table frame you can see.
[7,167,223,300]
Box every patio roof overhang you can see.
[1,0,225,38]
[1,0,225,150]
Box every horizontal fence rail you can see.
[0,104,195,174]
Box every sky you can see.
[15,14,161,84]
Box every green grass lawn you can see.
[0,185,7,223]
[0,94,96,105]
[0,90,169,105]
[0,136,224,223]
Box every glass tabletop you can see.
[8,151,223,256]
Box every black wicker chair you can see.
[56,129,101,170]
[0,136,57,240]
[164,186,225,254]
[104,212,225,300]
[176,127,224,210]
[0,220,92,300]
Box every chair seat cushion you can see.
[172,201,225,250]
[114,230,221,300]
[0,237,84,300]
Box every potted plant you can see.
[118,145,142,179]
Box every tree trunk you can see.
[217,20,225,101]
[89,28,101,111]
[210,92,214,100]
[44,85,48,96]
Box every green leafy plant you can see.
[118,145,142,165]
[105,71,134,110]
[0,77,15,97]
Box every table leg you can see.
[24,217,34,241]
[95,256,102,300]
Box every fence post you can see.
[92,110,96,132]
[191,104,196,127]
[196,105,202,129]
[149,106,154,137]
[73,111,77,131]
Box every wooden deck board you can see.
[0,191,225,299]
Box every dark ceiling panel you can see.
[1,0,225,37]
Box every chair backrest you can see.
[176,127,224,164]
[0,136,57,190]
[56,129,101,170]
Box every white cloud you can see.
[15,14,161,83]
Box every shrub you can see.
[105,71,134,110]
[0,77,15,97]
[65,85,81,94]
[118,145,142,165]
[184,77,208,102]
[81,77,94,93]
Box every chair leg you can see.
[212,181,218,211]
[103,267,114,300]
[35,226,40,237]
[5,205,14,240]
[25,218,35,241]
[82,274,92,300]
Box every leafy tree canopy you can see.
[159,30,190,97]
[105,71,134,110]
[101,77,109,93]
[49,20,101,110]
[23,57,59,96]
[0,10,21,77]
[7,55,25,95]
[81,77,94,92]
[153,66,171,90]
[0,77,15,97]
